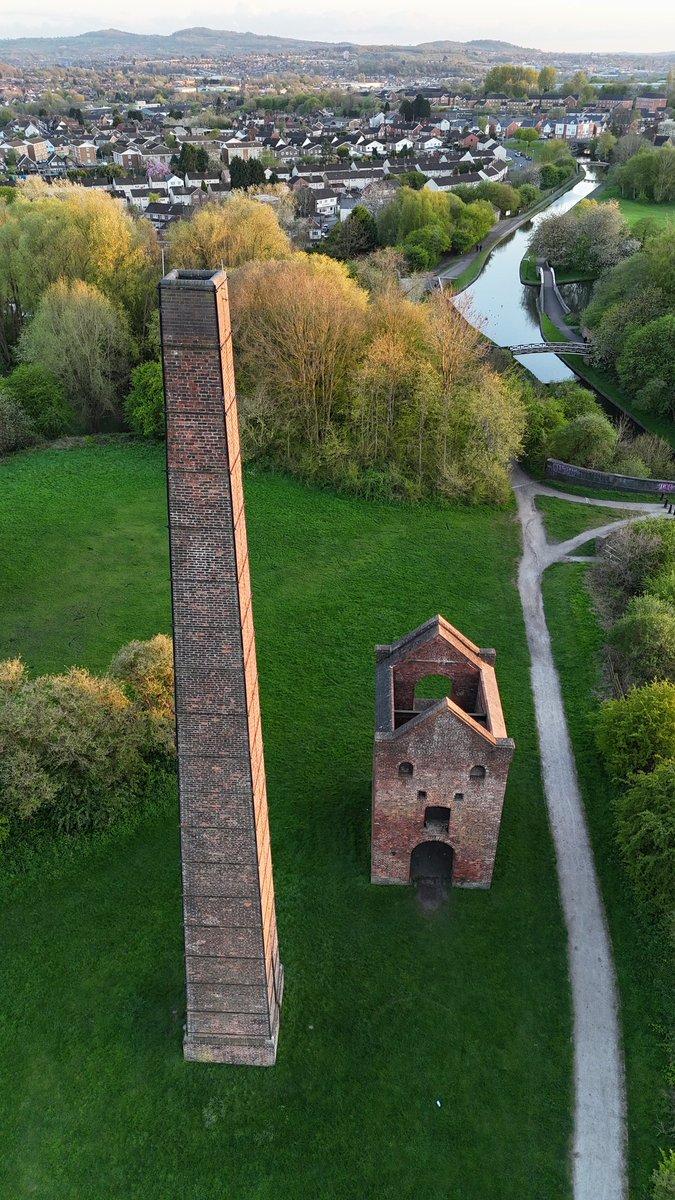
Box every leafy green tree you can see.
[412,94,431,119]
[551,411,618,469]
[167,196,290,269]
[610,594,675,687]
[324,205,378,260]
[19,279,130,433]
[596,680,675,781]
[538,67,557,92]
[617,315,675,414]
[171,142,210,175]
[614,762,675,918]
[399,99,414,121]
[124,361,164,438]
[4,363,74,438]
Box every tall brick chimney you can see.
[159,269,283,1065]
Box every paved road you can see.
[512,468,666,1200]
[539,263,575,337]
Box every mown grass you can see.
[0,443,572,1200]
[543,564,675,1199]
[599,185,675,227]
[520,256,596,286]
[535,495,633,542]
[545,480,659,504]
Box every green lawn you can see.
[535,495,633,542]
[520,256,596,286]
[599,184,675,227]
[0,443,573,1200]
[543,564,675,1199]
[545,480,658,503]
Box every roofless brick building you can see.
[159,268,283,1065]
[372,616,514,889]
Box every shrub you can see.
[108,634,174,720]
[0,647,175,845]
[611,451,650,479]
[5,363,75,438]
[124,361,165,439]
[595,680,675,782]
[551,382,600,420]
[609,594,675,687]
[0,392,38,455]
[593,523,669,612]
[551,411,618,469]
[630,433,675,480]
[636,378,672,418]
[653,1149,675,1198]
[615,763,675,919]
[517,183,540,208]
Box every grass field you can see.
[543,564,675,1199]
[520,256,596,286]
[535,495,633,542]
[0,442,573,1200]
[599,184,675,227]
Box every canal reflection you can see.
[462,168,601,383]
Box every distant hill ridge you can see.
[0,26,672,65]
[0,26,535,64]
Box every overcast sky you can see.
[2,2,674,56]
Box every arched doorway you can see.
[410,841,454,885]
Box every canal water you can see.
[462,168,601,383]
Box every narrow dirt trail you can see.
[511,468,665,1200]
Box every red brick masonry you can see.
[372,616,514,888]
[160,269,283,1065]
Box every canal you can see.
[462,167,601,383]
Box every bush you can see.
[630,433,675,480]
[4,364,75,438]
[124,361,165,439]
[108,634,174,720]
[615,763,675,919]
[593,522,668,611]
[609,594,675,687]
[595,680,675,782]
[653,1149,675,1198]
[0,643,175,845]
[517,183,540,208]
[551,411,618,469]
[551,382,600,420]
[0,392,38,455]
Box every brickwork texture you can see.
[372,616,514,888]
[160,268,283,1065]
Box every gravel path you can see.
[512,468,665,1200]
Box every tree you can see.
[399,99,414,121]
[595,680,675,781]
[529,200,633,274]
[171,142,210,175]
[124,361,165,438]
[229,155,266,189]
[0,184,159,362]
[617,315,675,414]
[551,411,618,469]
[324,205,378,260]
[167,197,291,270]
[614,762,675,918]
[538,67,557,93]
[0,392,37,455]
[229,253,368,452]
[514,127,541,145]
[19,279,130,433]
[412,94,431,119]
[4,363,74,438]
[609,594,675,687]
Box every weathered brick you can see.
[160,268,282,1065]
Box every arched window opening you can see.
[398,761,413,778]
[469,765,486,780]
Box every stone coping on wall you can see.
[546,457,675,494]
